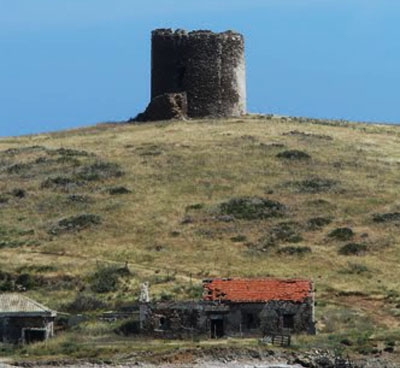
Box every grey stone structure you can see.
[135,92,187,122]
[0,294,56,344]
[140,278,315,339]
[137,28,246,121]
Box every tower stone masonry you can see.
[137,28,246,121]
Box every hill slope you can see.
[2,115,400,348]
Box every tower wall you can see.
[150,29,246,119]
[151,29,187,99]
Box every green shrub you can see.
[64,293,107,312]
[373,212,400,223]
[219,197,286,220]
[0,271,14,291]
[49,214,101,235]
[60,339,81,355]
[15,273,36,290]
[185,203,204,211]
[67,194,90,202]
[115,319,141,336]
[158,291,173,301]
[6,163,31,174]
[11,188,26,198]
[265,221,303,245]
[307,217,332,230]
[341,262,369,274]
[276,149,311,160]
[17,264,57,273]
[52,148,90,157]
[230,234,247,242]
[286,177,338,193]
[339,243,367,256]
[107,186,131,195]
[328,227,354,241]
[278,246,311,256]
[76,161,124,181]
[89,264,130,294]
[184,284,203,299]
[41,176,81,189]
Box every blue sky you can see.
[1,0,400,137]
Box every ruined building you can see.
[0,294,56,344]
[140,278,315,338]
[136,29,246,122]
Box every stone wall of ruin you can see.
[150,29,246,119]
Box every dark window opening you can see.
[283,314,295,330]
[159,316,166,329]
[244,313,258,329]
[24,329,46,344]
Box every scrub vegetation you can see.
[2,115,400,362]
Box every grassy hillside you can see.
[2,115,400,358]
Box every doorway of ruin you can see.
[210,318,224,338]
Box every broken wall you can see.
[140,298,315,339]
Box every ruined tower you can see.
[137,29,246,121]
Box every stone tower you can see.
[137,29,246,121]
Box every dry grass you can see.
[2,115,400,354]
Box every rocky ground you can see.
[5,348,400,368]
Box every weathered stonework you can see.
[140,299,315,339]
[137,28,246,121]
[135,92,187,122]
[140,278,315,339]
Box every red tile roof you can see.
[203,278,313,303]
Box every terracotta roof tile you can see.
[203,278,312,303]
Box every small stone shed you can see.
[0,294,56,344]
[141,277,315,338]
[203,278,315,337]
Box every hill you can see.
[1,114,400,359]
